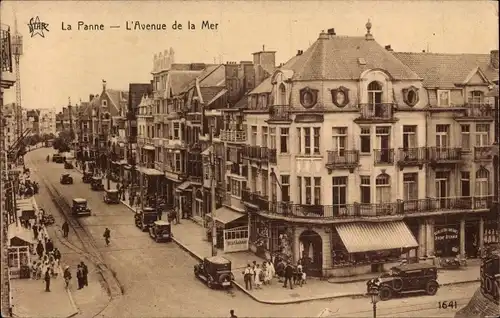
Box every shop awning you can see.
[201,145,213,156]
[143,145,155,151]
[138,167,163,176]
[206,207,245,224]
[335,221,418,253]
[175,181,192,192]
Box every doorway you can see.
[299,230,323,277]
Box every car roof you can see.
[205,256,231,265]
[62,173,70,176]
[73,198,87,203]
[393,263,436,271]
[154,220,170,226]
[143,207,155,212]
[92,176,101,179]
[106,189,118,193]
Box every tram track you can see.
[27,157,124,299]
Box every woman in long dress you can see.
[254,264,262,289]
[265,261,274,285]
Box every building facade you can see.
[38,108,56,136]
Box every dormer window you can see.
[102,100,107,107]
[437,90,450,107]
[469,91,483,106]
[279,84,286,105]
[368,81,382,106]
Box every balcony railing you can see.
[374,149,395,165]
[474,146,493,161]
[242,145,277,164]
[358,103,394,120]
[220,129,247,143]
[397,147,429,165]
[268,105,291,122]
[465,103,494,118]
[429,147,462,162]
[242,190,495,220]
[326,150,360,170]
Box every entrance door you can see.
[299,230,323,277]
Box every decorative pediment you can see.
[462,67,490,86]
[299,87,319,109]
[402,86,419,107]
[331,86,350,108]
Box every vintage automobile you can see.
[103,189,120,204]
[148,220,172,242]
[64,161,74,169]
[194,256,234,289]
[60,174,73,185]
[90,177,105,191]
[134,207,158,231]
[53,153,64,163]
[71,198,91,217]
[82,171,93,183]
[366,263,439,301]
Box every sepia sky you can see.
[1,0,498,111]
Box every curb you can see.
[62,264,80,318]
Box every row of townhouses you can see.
[72,23,500,278]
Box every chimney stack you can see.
[365,20,374,41]
[491,50,499,69]
[297,50,303,56]
[327,28,336,35]
[385,45,393,51]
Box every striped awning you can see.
[335,221,418,253]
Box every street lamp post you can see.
[209,125,217,257]
[368,288,380,318]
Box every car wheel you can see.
[426,281,438,296]
[379,286,392,301]
[207,279,214,289]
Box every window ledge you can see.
[360,153,371,156]
[296,155,323,159]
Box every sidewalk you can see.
[73,166,481,304]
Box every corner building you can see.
[240,24,499,278]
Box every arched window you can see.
[475,168,489,197]
[375,173,391,203]
[368,81,382,105]
[279,84,286,105]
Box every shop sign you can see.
[434,227,459,241]
[224,237,248,253]
[484,227,499,244]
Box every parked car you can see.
[366,263,439,301]
[64,161,74,169]
[194,256,234,289]
[53,154,64,163]
[103,189,120,204]
[90,177,104,191]
[60,174,73,185]
[134,207,158,231]
[82,171,93,183]
[148,220,172,242]
[71,198,91,217]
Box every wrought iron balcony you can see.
[374,148,395,165]
[397,147,429,167]
[428,147,462,163]
[465,103,494,118]
[219,129,247,143]
[268,105,291,122]
[326,150,359,172]
[398,196,494,214]
[357,103,395,121]
[242,145,277,164]
[474,146,493,161]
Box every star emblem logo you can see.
[27,16,49,38]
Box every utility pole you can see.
[12,14,23,143]
[210,125,217,256]
[68,97,74,153]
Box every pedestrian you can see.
[264,261,273,285]
[283,262,294,290]
[62,221,69,238]
[80,261,89,286]
[53,248,61,264]
[45,239,54,254]
[229,309,237,318]
[76,265,84,289]
[63,266,72,288]
[242,264,253,290]
[44,269,51,292]
[254,264,262,289]
[103,228,111,246]
[33,224,39,241]
[36,240,44,258]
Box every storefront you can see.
[8,225,33,279]
[206,207,247,252]
[249,213,294,262]
[433,214,461,258]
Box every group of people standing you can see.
[242,260,276,290]
[63,262,89,290]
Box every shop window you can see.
[375,174,391,203]
[475,168,490,197]
[360,176,371,204]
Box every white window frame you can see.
[280,128,289,154]
[402,126,417,149]
[332,127,347,154]
[475,169,490,197]
[261,127,268,147]
[360,127,371,154]
[360,176,371,204]
[437,90,451,107]
[231,178,243,198]
[375,127,391,149]
[403,173,418,201]
[475,124,490,147]
[281,175,290,202]
[251,126,258,146]
[375,174,391,204]
[461,125,470,151]
[174,153,181,172]
[332,176,347,207]
[469,90,484,105]
[173,122,180,140]
[435,125,449,149]
[269,128,276,149]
